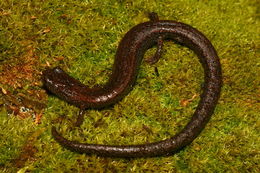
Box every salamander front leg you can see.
[74,109,85,127]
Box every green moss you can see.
[0,0,259,172]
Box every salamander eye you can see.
[53,67,64,74]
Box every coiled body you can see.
[43,19,222,157]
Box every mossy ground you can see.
[0,0,259,172]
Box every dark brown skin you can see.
[43,13,222,157]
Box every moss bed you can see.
[0,0,259,172]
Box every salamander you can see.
[43,13,222,157]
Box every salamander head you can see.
[42,67,92,108]
[42,67,70,93]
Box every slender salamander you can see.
[43,13,222,157]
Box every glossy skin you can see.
[43,15,222,157]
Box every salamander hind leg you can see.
[145,36,164,65]
[148,12,159,21]
[145,12,164,65]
